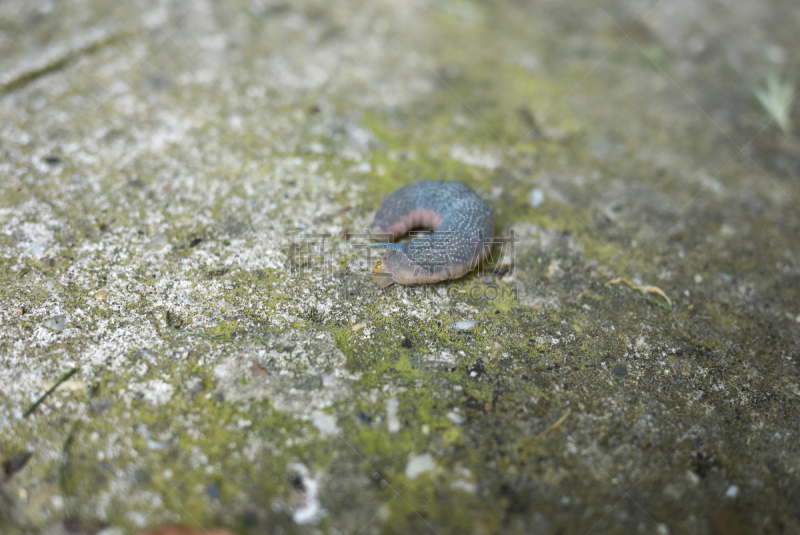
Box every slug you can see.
[369,179,493,287]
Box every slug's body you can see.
[370,179,493,287]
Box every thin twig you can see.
[59,424,78,518]
[23,367,80,418]
[519,409,571,455]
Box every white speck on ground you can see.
[449,143,501,170]
[387,396,400,434]
[405,452,438,480]
[135,380,174,406]
[43,315,66,331]
[311,410,339,436]
[530,188,545,208]
[446,410,464,425]
[450,466,476,493]
[450,479,476,493]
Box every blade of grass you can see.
[752,66,795,135]
[23,367,80,418]
[59,424,78,518]
[624,289,673,312]
[519,409,571,456]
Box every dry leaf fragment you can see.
[605,277,672,309]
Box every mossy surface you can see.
[1,0,800,534]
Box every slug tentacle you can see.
[370,179,493,287]
[367,242,404,251]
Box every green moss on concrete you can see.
[2,0,800,534]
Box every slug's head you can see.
[369,242,402,287]
[371,256,394,287]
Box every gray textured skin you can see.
[370,179,493,286]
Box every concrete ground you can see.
[1,0,799,533]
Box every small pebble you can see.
[2,451,32,479]
[45,278,60,294]
[95,290,108,302]
[44,315,66,332]
[530,188,545,208]
[452,320,476,330]
[206,484,220,500]
[30,243,50,257]
[247,363,267,376]
[15,307,24,315]
[351,322,367,332]
[694,274,703,284]
[725,485,739,499]
[148,232,168,251]
[612,365,627,378]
